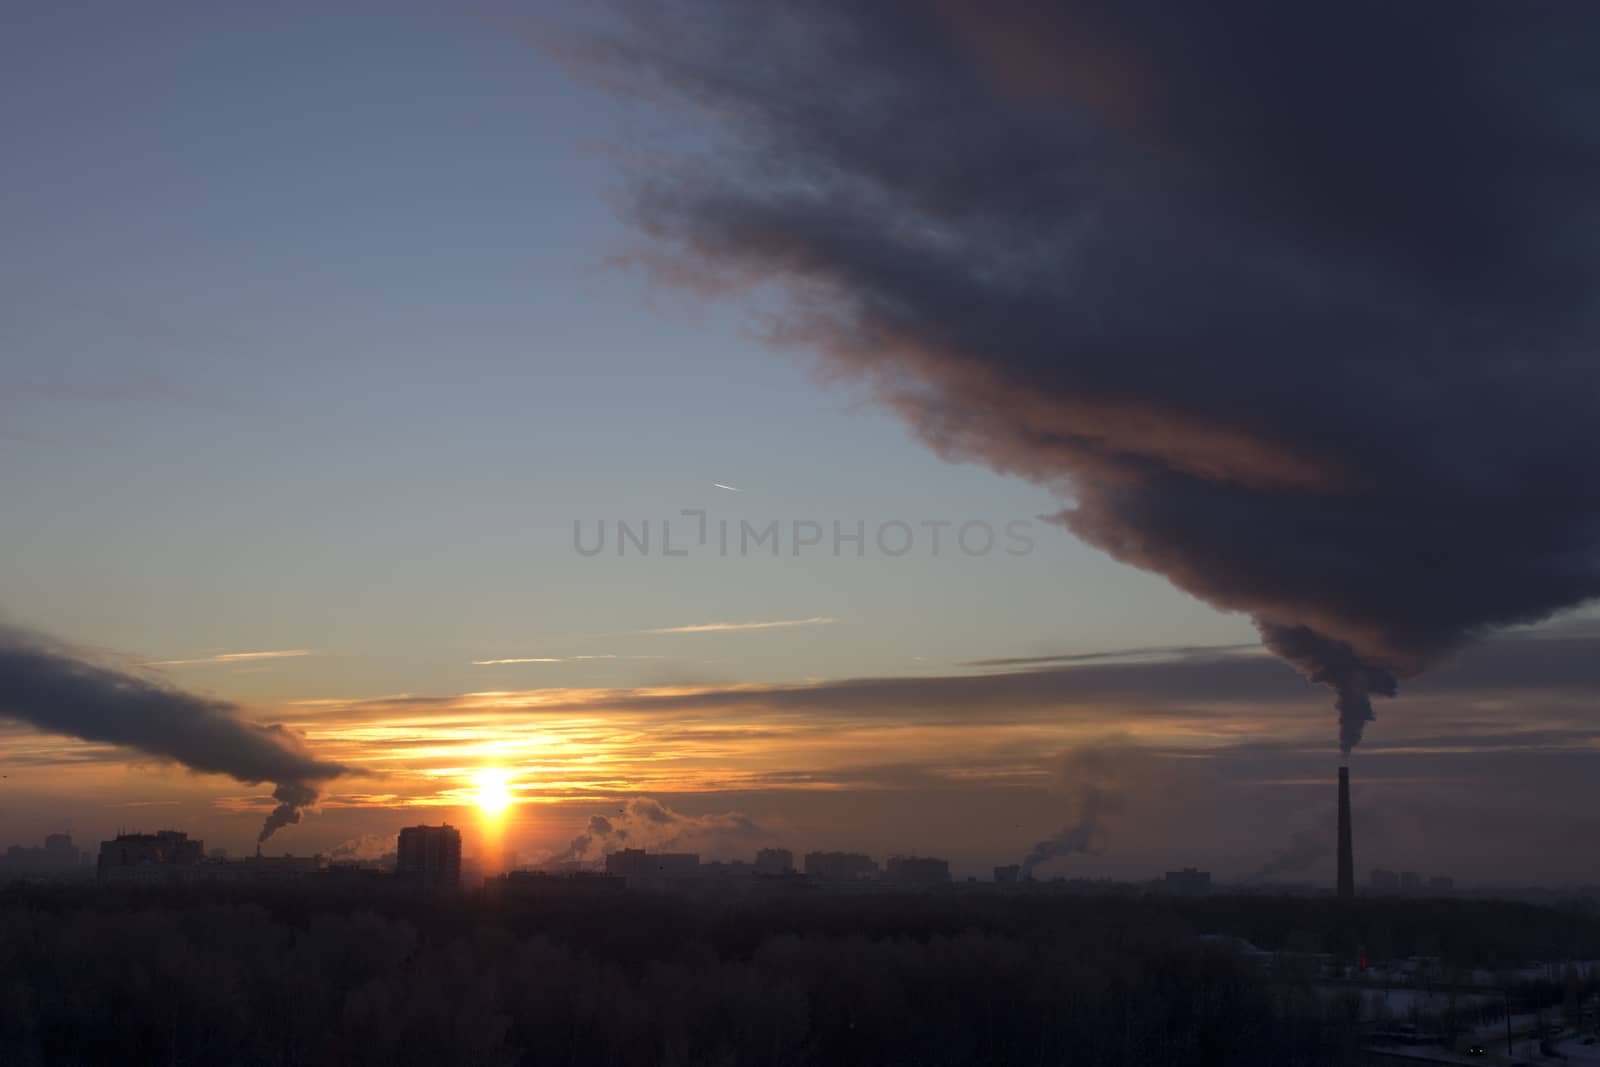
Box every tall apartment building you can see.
[396,824,462,892]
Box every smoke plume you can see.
[1020,798,1111,879]
[258,782,318,845]
[553,796,760,865]
[1251,828,1331,883]
[1021,742,1162,878]
[1259,624,1399,756]
[330,833,398,867]
[572,1,1600,751]
[0,625,343,843]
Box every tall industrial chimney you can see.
[1336,764,1354,900]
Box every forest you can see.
[1,882,1596,1066]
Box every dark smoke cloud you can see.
[573,1,1600,751]
[0,626,344,843]
[1259,624,1398,756]
[259,782,318,845]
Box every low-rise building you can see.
[1,833,85,882]
[97,831,204,883]
[1160,868,1212,895]
[755,848,795,876]
[803,851,879,883]
[886,855,951,887]
[604,848,700,883]
[487,870,626,897]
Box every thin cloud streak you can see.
[965,643,1262,669]
[472,654,668,665]
[637,616,835,635]
[143,649,314,667]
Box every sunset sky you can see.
[4,2,1600,885]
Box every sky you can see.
[3,2,1599,886]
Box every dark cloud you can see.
[578,1,1600,750]
[0,626,344,843]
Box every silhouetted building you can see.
[994,864,1021,885]
[699,860,754,880]
[1428,875,1454,892]
[886,856,951,887]
[236,854,326,880]
[488,870,625,897]
[755,848,795,876]
[396,824,462,892]
[98,831,204,883]
[1161,868,1212,895]
[604,849,700,884]
[1371,868,1400,891]
[314,863,391,891]
[44,833,78,862]
[3,832,83,879]
[1400,870,1421,892]
[2,833,87,884]
[803,851,879,882]
[1337,766,1354,900]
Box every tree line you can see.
[2,882,1596,1066]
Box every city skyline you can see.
[4,824,1477,900]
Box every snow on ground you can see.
[1556,1035,1600,1061]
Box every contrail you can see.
[713,483,743,492]
[637,616,835,634]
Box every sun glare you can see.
[475,767,514,818]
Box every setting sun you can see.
[475,767,514,818]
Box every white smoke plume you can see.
[552,796,761,866]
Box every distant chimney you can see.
[1336,765,1354,900]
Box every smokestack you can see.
[1336,765,1354,900]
